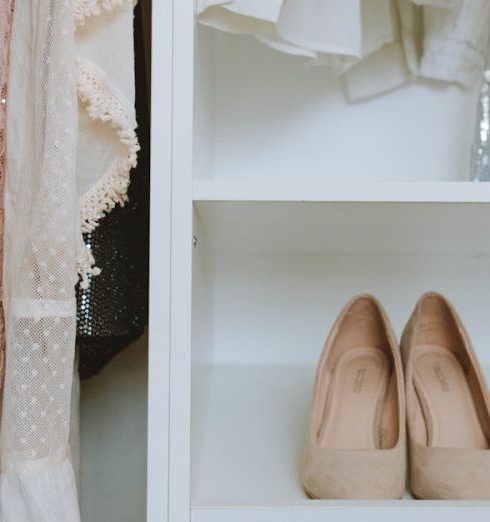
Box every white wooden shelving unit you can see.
[150,1,490,521]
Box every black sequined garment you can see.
[76,3,150,379]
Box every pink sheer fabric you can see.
[0,0,15,393]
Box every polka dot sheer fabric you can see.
[1,0,137,520]
[1,0,80,519]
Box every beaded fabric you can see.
[76,1,149,379]
[0,0,15,408]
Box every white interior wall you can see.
[195,28,480,182]
[80,334,148,522]
[207,251,490,367]
[192,201,490,368]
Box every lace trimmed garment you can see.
[1,1,138,520]
[199,0,490,100]
[77,0,149,380]
[0,0,15,408]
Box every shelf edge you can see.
[193,181,490,203]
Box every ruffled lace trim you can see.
[74,0,132,26]
[76,59,140,234]
[76,237,102,290]
[74,0,138,286]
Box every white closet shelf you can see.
[193,180,490,203]
[191,365,490,522]
[192,504,490,522]
[194,200,490,256]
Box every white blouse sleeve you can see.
[1,0,80,520]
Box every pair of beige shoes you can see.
[302,292,490,500]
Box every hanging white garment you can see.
[412,0,461,7]
[198,0,490,100]
[198,0,364,62]
[1,0,80,520]
[276,0,362,59]
[198,0,412,98]
[1,1,137,520]
[342,0,413,99]
[75,0,139,244]
[199,0,317,57]
[418,0,490,86]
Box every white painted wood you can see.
[168,1,195,521]
[147,1,173,521]
[191,365,313,502]
[191,505,490,522]
[160,3,490,521]
[190,365,490,517]
[188,243,490,517]
[194,201,490,255]
[194,180,490,203]
[181,229,490,518]
[192,212,214,368]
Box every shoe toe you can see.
[302,445,405,500]
[410,445,490,500]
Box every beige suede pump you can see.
[401,292,490,500]
[301,295,406,499]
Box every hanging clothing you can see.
[76,126,149,379]
[77,1,150,379]
[1,0,80,519]
[1,1,138,520]
[417,0,490,86]
[198,0,490,100]
[0,0,15,411]
[75,1,139,252]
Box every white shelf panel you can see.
[194,201,490,255]
[192,504,490,522]
[191,365,490,521]
[193,180,490,203]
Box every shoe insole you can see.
[318,347,391,449]
[413,345,488,449]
